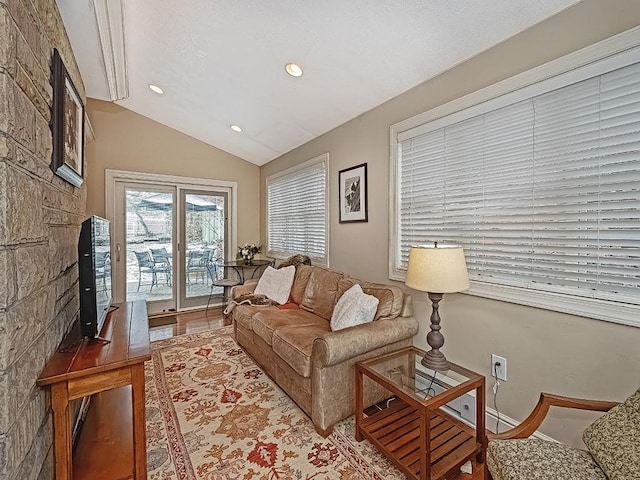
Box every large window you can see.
[266,154,329,265]
[391,31,640,326]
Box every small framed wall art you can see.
[339,163,368,223]
[51,48,85,187]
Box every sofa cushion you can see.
[272,323,331,378]
[253,307,327,346]
[233,304,265,331]
[330,284,378,331]
[337,278,405,321]
[300,267,343,321]
[487,439,607,480]
[290,265,313,304]
[254,265,295,304]
[582,387,640,480]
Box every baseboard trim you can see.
[485,406,558,443]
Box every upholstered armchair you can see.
[486,388,640,480]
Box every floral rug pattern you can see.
[145,326,405,479]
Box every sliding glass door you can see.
[113,183,176,313]
[110,173,235,315]
[180,190,228,309]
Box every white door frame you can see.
[105,169,238,309]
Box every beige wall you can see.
[85,99,261,246]
[261,0,640,446]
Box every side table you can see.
[221,259,271,284]
[37,301,150,479]
[355,346,486,480]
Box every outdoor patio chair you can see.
[206,259,239,316]
[187,250,208,284]
[150,247,172,286]
[134,250,158,292]
[95,251,110,293]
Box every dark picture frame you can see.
[338,163,368,223]
[51,48,85,187]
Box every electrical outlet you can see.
[491,354,507,382]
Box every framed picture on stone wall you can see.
[339,163,368,223]
[51,48,84,187]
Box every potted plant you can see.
[237,243,261,265]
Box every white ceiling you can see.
[57,0,580,166]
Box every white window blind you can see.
[267,154,328,265]
[395,57,640,325]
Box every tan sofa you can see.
[230,264,418,436]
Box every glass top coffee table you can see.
[355,346,486,480]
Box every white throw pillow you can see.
[254,265,295,305]
[330,284,379,331]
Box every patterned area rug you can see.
[146,326,405,479]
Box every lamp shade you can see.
[405,245,470,293]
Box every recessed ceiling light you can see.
[230,125,243,132]
[285,63,303,77]
[148,84,164,94]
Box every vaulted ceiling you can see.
[57,0,580,166]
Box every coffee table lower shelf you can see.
[359,399,481,480]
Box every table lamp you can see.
[405,243,470,371]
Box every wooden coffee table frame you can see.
[355,347,486,480]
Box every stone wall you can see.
[0,0,86,478]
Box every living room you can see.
[1,0,640,479]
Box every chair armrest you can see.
[230,279,258,299]
[488,392,619,440]
[312,316,418,368]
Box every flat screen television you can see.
[78,215,112,338]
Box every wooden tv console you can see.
[37,301,150,479]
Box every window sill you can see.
[393,264,639,327]
[466,281,640,328]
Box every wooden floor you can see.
[73,307,483,480]
[148,307,230,341]
[73,308,228,480]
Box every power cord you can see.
[415,371,437,400]
[492,361,501,433]
[424,371,437,398]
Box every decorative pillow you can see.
[582,387,640,480]
[337,277,405,321]
[330,284,379,331]
[254,266,295,305]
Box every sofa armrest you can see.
[231,279,258,299]
[312,316,418,367]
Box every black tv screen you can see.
[78,216,112,338]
